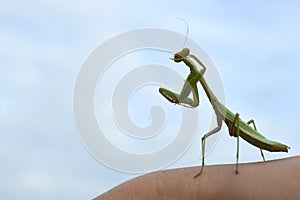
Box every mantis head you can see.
[173,48,190,62]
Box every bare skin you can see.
[95,156,300,200]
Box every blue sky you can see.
[1,1,300,199]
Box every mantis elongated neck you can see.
[182,58,219,104]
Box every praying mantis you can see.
[159,47,290,178]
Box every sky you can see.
[1,1,300,199]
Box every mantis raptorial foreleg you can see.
[159,78,199,108]
[159,87,195,106]
[159,47,207,108]
[247,119,266,161]
[159,57,202,107]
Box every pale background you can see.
[1,1,300,199]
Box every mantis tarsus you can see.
[159,47,290,178]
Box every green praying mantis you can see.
[159,47,290,178]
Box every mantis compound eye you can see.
[173,48,190,62]
[173,54,183,62]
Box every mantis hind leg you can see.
[247,119,266,161]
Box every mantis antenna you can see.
[177,18,190,49]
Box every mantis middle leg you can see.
[230,113,240,174]
[194,118,222,178]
